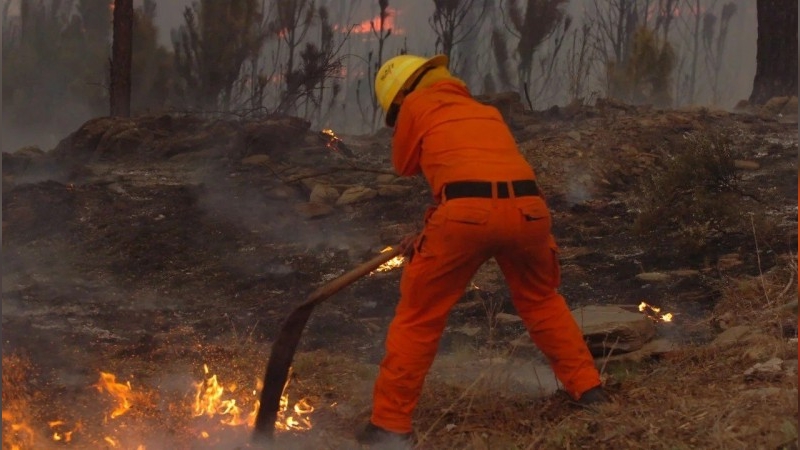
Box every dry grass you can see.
[411,339,797,450]
[403,256,800,449]
[712,254,798,334]
[2,254,797,449]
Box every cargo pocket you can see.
[446,205,491,225]
[547,234,562,288]
[519,202,549,222]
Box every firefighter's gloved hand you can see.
[398,233,419,260]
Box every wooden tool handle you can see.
[305,246,404,306]
[252,245,404,441]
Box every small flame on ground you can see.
[49,419,78,443]
[639,301,674,322]
[321,128,342,153]
[372,246,406,274]
[193,364,314,432]
[96,372,136,419]
[2,410,35,450]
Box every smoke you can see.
[1,0,759,150]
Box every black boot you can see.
[355,421,414,448]
[576,386,611,408]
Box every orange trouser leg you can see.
[495,215,601,399]
[370,202,490,433]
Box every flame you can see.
[193,364,314,432]
[638,301,674,322]
[95,372,135,419]
[372,246,406,273]
[352,8,401,34]
[49,419,79,443]
[2,410,35,450]
[321,128,344,154]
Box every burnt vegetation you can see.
[3,0,797,143]
[1,0,797,449]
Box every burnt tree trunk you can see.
[110,0,134,117]
[749,0,798,104]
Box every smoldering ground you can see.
[3,21,796,443]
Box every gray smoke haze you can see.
[2,0,758,151]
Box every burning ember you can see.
[373,246,406,274]
[193,364,314,432]
[639,301,674,322]
[319,128,353,157]
[48,420,79,443]
[321,128,341,153]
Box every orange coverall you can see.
[371,78,602,433]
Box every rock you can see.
[635,272,671,282]
[571,305,657,355]
[380,223,418,243]
[336,186,377,205]
[712,325,756,346]
[510,332,535,349]
[601,338,679,363]
[743,357,784,381]
[375,174,396,183]
[309,184,340,204]
[781,96,798,115]
[454,324,482,337]
[716,253,742,270]
[734,160,760,170]
[738,387,798,400]
[763,96,793,114]
[669,269,700,277]
[494,313,523,324]
[241,154,271,165]
[377,184,414,198]
[265,185,295,199]
[567,131,582,142]
[431,354,559,397]
[293,202,334,219]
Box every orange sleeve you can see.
[391,108,422,177]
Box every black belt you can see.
[443,180,540,199]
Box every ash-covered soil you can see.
[2,98,797,448]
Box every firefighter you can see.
[356,54,609,446]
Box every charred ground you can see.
[2,96,797,449]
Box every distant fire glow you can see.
[639,301,674,322]
[351,8,404,34]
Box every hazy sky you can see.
[3,0,759,148]
[140,0,757,102]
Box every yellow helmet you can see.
[375,54,448,126]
